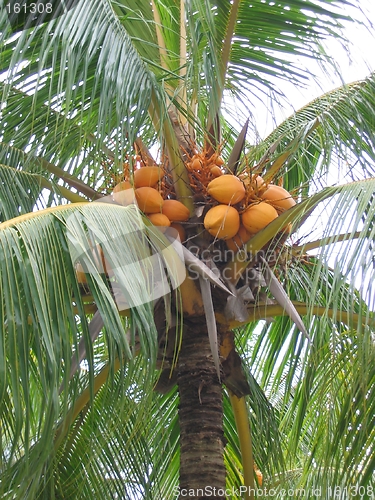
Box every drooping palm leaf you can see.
[247,74,375,191]
[0,202,187,497]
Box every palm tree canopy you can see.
[1,0,375,498]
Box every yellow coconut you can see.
[241,174,266,193]
[207,174,245,205]
[135,186,164,213]
[112,180,135,206]
[134,166,162,188]
[191,157,202,170]
[204,204,240,240]
[210,165,223,177]
[225,225,252,252]
[170,222,186,242]
[241,202,278,234]
[260,184,296,211]
[147,213,171,228]
[162,199,190,222]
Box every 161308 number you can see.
[328,485,374,498]
[6,2,53,14]
[4,0,80,32]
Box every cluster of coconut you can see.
[76,166,189,285]
[203,173,296,252]
[182,150,296,250]
[75,159,296,284]
[112,166,189,242]
[111,158,296,252]
[186,152,225,179]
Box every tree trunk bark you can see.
[177,318,226,500]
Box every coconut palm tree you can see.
[1,0,375,498]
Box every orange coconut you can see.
[133,166,162,188]
[147,213,171,228]
[135,186,164,213]
[260,184,296,211]
[241,202,278,234]
[162,199,190,222]
[113,180,132,192]
[112,180,135,206]
[207,174,245,205]
[170,222,186,242]
[204,204,240,240]
[225,225,252,252]
[210,165,223,177]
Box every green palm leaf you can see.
[0,202,185,497]
[248,74,375,190]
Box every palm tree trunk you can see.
[177,319,226,500]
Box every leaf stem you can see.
[39,159,103,200]
[292,231,362,254]
[0,202,90,230]
[216,302,374,330]
[207,0,241,131]
[178,0,187,125]
[38,176,87,203]
[229,392,255,500]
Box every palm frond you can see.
[0,202,184,497]
[0,163,45,219]
[247,74,375,191]
[0,0,160,178]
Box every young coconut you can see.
[135,186,164,213]
[207,174,246,205]
[210,165,224,177]
[162,199,190,222]
[260,184,296,211]
[134,166,162,188]
[241,202,278,234]
[190,157,202,170]
[204,204,240,240]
